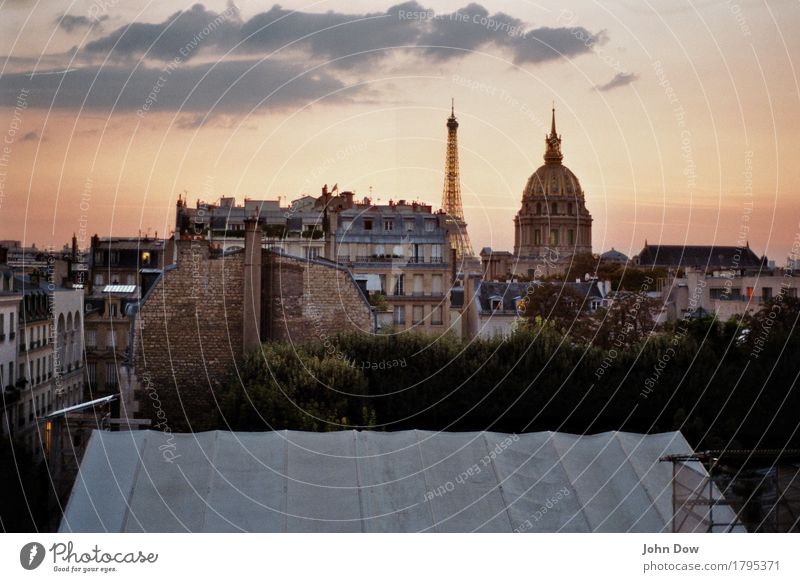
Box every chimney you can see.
[242,217,262,352]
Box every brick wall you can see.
[133,240,244,430]
[263,252,374,343]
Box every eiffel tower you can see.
[441,100,474,260]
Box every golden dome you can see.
[522,163,584,200]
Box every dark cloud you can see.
[77,2,601,68]
[83,3,242,62]
[0,59,361,115]
[57,14,108,33]
[595,72,638,92]
[19,131,43,142]
[2,3,605,119]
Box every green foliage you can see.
[368,293,388,312]
[215,304,800,451]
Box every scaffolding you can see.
[661,450,800,533]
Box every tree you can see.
[520,283,585,334]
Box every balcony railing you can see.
[348,256,446,265]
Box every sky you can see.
[0,0,798,263]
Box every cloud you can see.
[77,2,602,68]
[0,59,364,115]
[56,14,108,33]
[19,131,43,142]
[3,3,606,118]
[82,3,242,62]
[595,72,638,92]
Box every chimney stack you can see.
[242,217,262,352]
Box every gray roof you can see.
[635,244,763,269]
[600,248,629,263]
[59,429,736,533]
[477,280,603,314]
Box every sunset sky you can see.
[1,0,798,263]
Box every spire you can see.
[447,97,458,130]
[544,106,563,164]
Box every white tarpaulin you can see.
[59,429,738,533]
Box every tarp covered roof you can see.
[59,429,735,533]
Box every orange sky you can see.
[1,0,799,263]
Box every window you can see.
[404,219,415,232]
[108,330,116,349]
[106,363,118,389]
[534,229,541,245]
[383,219,394,231]
[413,275,424,296]
[536,202,542,215]
[549,229,559,245]
[424,219,435,232]
[109,303,118,318]
[746,287,754,299]
[432,306,443,325]
[431,245,443,262]
[393,306,406,325]
[568,202,574,215]
[490,298,503,311]
[87,363,96,385]
[788,288,798,299]
[567,229,575,245]
[412,305,424,324]
[363,219,373,231]
[763,287,773,301]
[709,288,724,299]
[94,273,104,286]
[305,247,320,260]
[0,313,4,339]
[141,251,151,266]
[551,203,558,215]
[341,219,352,232]
[373,244,385,258]
[393,275,405,296]
[432,274,443,295]
[9,313,13,338]
[85,329,96,348]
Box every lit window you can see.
[141,251,151,266]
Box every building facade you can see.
[664,267,799,321]
[330,199,454,333]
